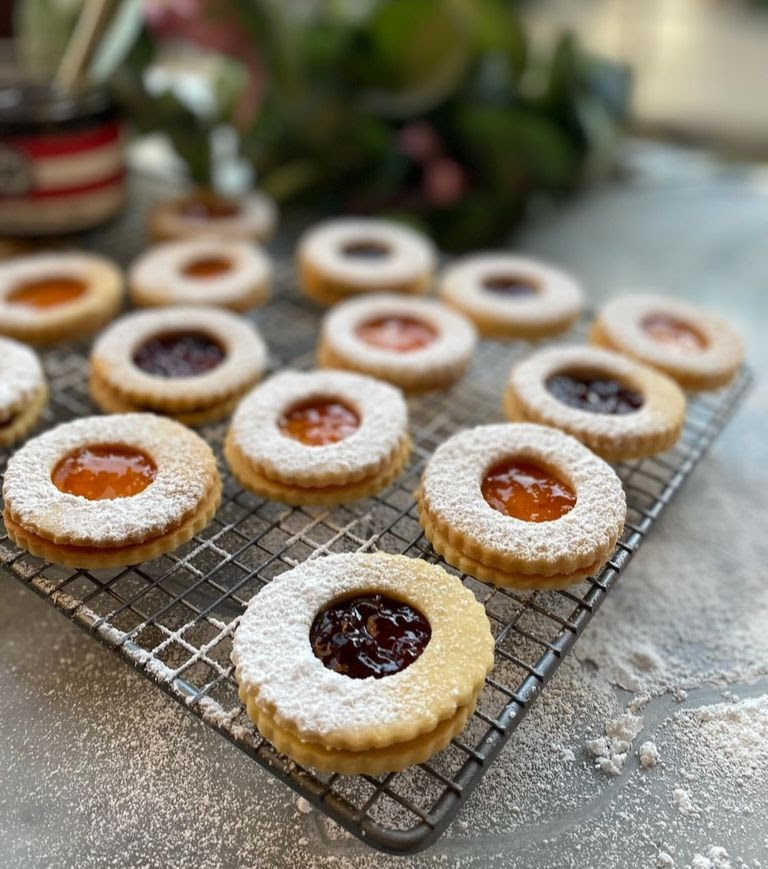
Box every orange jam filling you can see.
[8,276,87,309]
[52,445,157,500]
[356,315,436,353]
[278,398,360,446]
[482,274,538,297]
[179,194,240,220]
[181,256,233,279]
[641,314,706,353]
[482,459,576,522]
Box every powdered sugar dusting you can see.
[321,293,476,384]
[228,369,408,487]
[508,345,686,452]
[232,552,493,749]
[299,218,435,287]
[3,413,217,546]
[439,252,584,328]
[421,422,626,575]
[91,306,267,405]
[129,236,272,307]
[0,336,45,417]
[595,293,744,383]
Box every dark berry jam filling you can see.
[310,593,431,679]
[482,275,538,296]
[546,372,644,415]
[133,331,226,378]
[340,240,391,259]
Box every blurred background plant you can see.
[13,0,630,249]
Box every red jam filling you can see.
[52,445,157,500]
[133,331,226,378]
[181,256,233,279]
[8,276,87,309]
[278,398,360,446]
[179,194,240,220]
[546,372,644,415]
[310,593,431,679]
[356,315,436,353]
[641,314,706,354]
[482,274,538,297]
[340,240,392,259]
[482,459,576,522]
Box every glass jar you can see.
[0,82,126,236]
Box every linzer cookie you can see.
[505,346,686,460]
[150,189,277,243]
[225,370,410,505]
[129,237,272,311]
[3,414,221,568]
[439,253,584,339]
[232,552,494,774]
[419,423,626,589]
[591,293,744,391]
[0,337,48,447]
[0,252,123,344]
[318,294,477,391]
[298,218,436,305]
[90,307,268,426]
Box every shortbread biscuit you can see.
[3,413,221,568]
[0,337,48,447]
[90,307,267,425]
[505,345,686,460]
[150,189,277,243]
[419,423,626,588]
[591,293,744,391]
[0,252,123,344]
[318,293,477,391]
[299,218,436,305]
[225,370,410,505]
[232,552,494,772]
[129,237,272,311]
[439,253,584,339]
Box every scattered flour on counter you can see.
[585,709,644,776]
[657,851,675,868]
[672,787,699,817]
[638,741,660,769]
[671,695,768,783]
[690,846,732,869]
[297,796,313,815]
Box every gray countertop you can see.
[1,145,767,868]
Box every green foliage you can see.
[120,0,629,248]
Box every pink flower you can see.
[397,121,443,164]
[424,158,466,207]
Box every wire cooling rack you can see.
[0,273,751,854]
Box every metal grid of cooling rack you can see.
[0,284,751,854]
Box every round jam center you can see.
[340,240,391,260]
[356,315,436,353]
[641,314,706,354]
[52,445,157,500]
[181,256,233,279]
[180,195,240,220]
[546,372,644,415]
[482,459,576,522]
[482,274,538,297]
[278,398,360,446]
[133,331,226,378]
[310,593,431,679]
[8,276,87,309]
